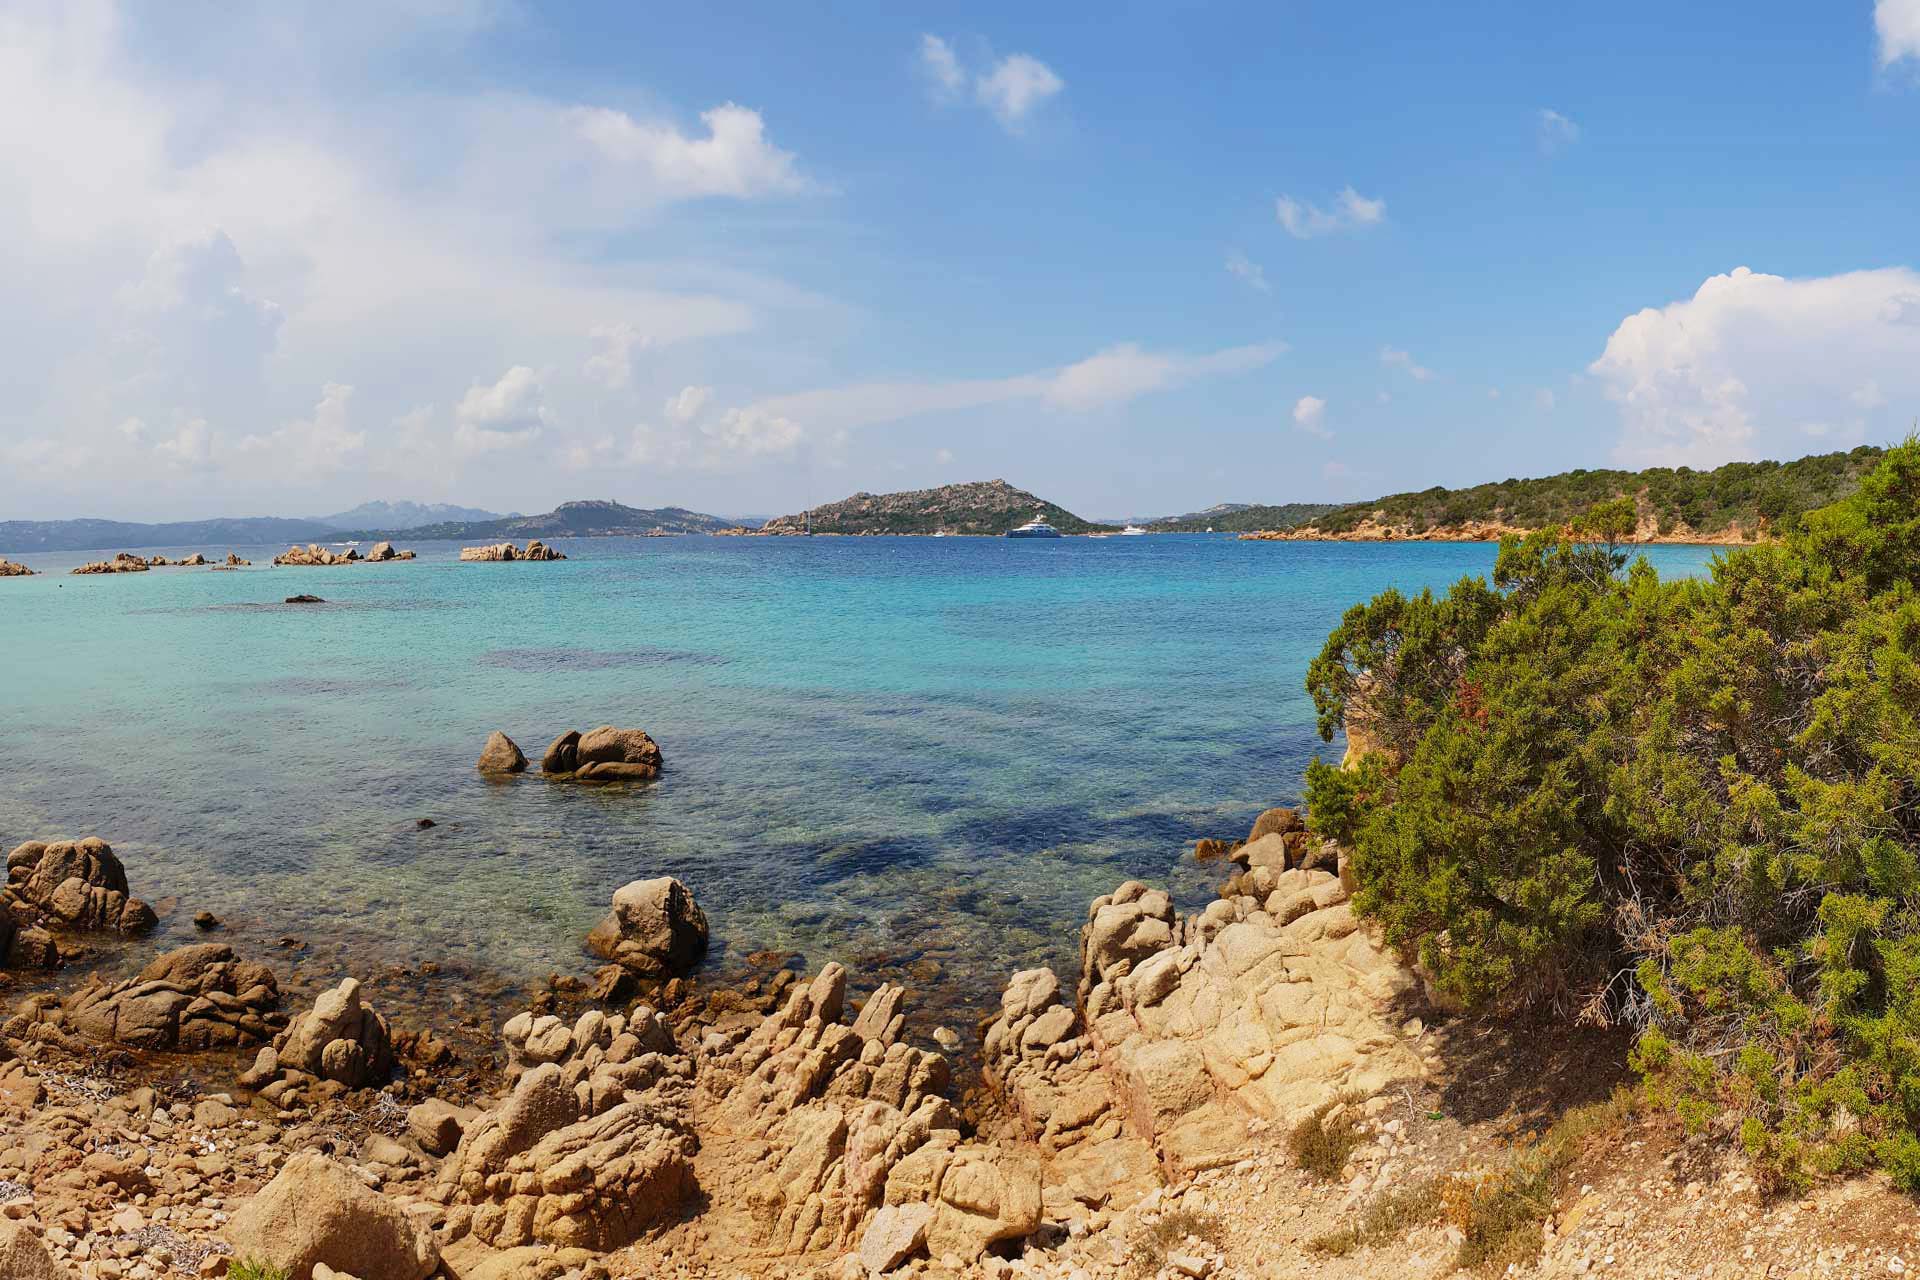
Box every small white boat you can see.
[1006,515,1061,539]
[1120,524,1147,536]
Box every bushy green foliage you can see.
[1300,445,1882,537]
[1306,440,1920,1190]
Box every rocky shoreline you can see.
[4,811,1919,1280]
[1238,517,1760,545]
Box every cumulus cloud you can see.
[0,1,794,515]
[1275,187,1386,239]
[1878,0,1920,67]
[1292,395,1330,438]
[919,34,1064,131]
[1537,108,1580,154]
[238,383,367,472]
[1379,346,1433,381]
[454,366,549,452]
[665,385,712,424]
[1225,250,1271,294]
[584,325,650,389]
[570,102,808,200]
[1590,265,1920,467]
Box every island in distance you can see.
[1,445,1880,555]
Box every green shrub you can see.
[1305,439,1920,1190]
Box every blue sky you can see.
[2,1,1918,520]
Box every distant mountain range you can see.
[761,480,1112,535]
[313,500,513,530]
[363,500,736,541]
[0,499,734,553]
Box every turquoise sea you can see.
[0,534,1721,1029]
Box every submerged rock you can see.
[540,729,581,774]
[476,730,528,774]
[571,725,662,781]
[585,877,708,978]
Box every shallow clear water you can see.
[0,535,1719,1024]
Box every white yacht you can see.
[1120,524,1148,536]
[1006,514,1062,539]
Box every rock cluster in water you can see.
[459,539,566,561]
[69,552,150,574]
[477,726,665,783]
[0,558,35,577]
[2,838,156,970]
[274,541,416,566]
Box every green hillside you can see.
[1299,446,1884,537]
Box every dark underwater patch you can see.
[479,647,729,672]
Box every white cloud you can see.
[934,447,954,465]
[977,54,1064,127]
[736,340,1283,437]
[153,419,217,470]
[705,406,803,457]
[1275,187,1386,239]
[1225,249,1271,294]
[1534,388,1557,412]
[237,383,367,472]
[1292,395,1330,438]
[919,35,1064,131]
[1590,265,1920,467]
[665,385,712,424]
[0,1,800,515]
[1537,108,1580,154]
[1379,345,1433,381]
[1877,0,1920,67]
[919,35,967,95]
[454,366,549,452]
[584,324,650,389]
[570,102,808,201]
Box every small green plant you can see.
[1288,1098,1362,1181]
[225,1261,291,1280]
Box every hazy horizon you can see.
[4,2,1919,523]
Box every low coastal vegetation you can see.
[1149,501,1340,533]
[1305,439,1920,1193]
[1288,444,1883,539]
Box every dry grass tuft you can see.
[1289,1097,1363,1181]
